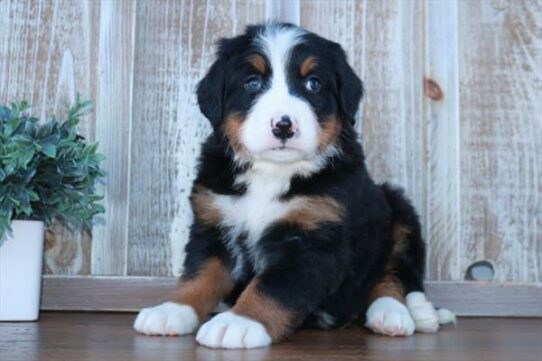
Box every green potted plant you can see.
[0,98,105,321]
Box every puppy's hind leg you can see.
[406,292,456,333]
[379,183,455,333]
[365,274,415,337]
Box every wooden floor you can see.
[0,312,541,361]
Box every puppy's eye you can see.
[305,76,321,93]
[244,75,263,93]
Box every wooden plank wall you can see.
[0,0,540,294]
[0,0,267,278]
[457,0,541,283]
[1,0,100,275]
[299,0,541,283]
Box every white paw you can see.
[366,297,415,337]
[133,302,198,336]
[196,311,272,349]
[406,292,440,332]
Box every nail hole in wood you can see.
[465,260,495,281]
[424,78,444,101]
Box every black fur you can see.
[379,183,426,294]
[186,22,426,336]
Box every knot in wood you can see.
[424,78,444,101]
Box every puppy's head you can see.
[197,22,363,164]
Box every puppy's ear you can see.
[335,47,363,125]
[197,57,227,129]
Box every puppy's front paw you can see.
[134,302,198,336]
[366,297,415,337]
[196,311,272,349]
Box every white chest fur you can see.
[210,160,320,278]
[214,165,295,245]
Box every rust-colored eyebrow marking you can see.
[247,54,267,74]
[300,56,318,77]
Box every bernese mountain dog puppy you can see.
[134,22,454,349]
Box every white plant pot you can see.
[0,220,44,321]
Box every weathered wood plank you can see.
[458,1,542,282]
[90,0,136,275]
[0,0,100,275]
[300,0,427,254]
[1,0,540,290]
[266,0,299,24]
[424,1,461,280]
[127,0,266,277]
[41,275,542,317]
[41,276,177,312]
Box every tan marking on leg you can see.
[318,116,342,150]
[392,224,411,254]
[300,56,318,77]
[247,54,267,74]
[233,280,293,341]
[190,185,222,226]
[172,258,234,322]
[282,196,344,231]
[367,224,412,304]
[367,274,405,304]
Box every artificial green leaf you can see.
[41,144,57,158]
[0,97,105,240]
[93,204,105,213]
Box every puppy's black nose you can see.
[272,115,294,140]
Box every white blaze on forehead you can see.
[240,24,319,163]
[254,24,305,91]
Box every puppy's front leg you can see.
[134,256,233,336]
[195,279,285,349]
[196,225,344,349]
